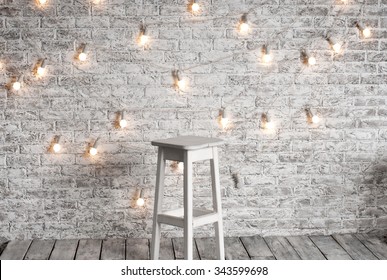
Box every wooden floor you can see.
[0,234,386,260]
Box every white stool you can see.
[150,136,225,260]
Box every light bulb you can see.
[13,81,21,91]
[39,0,47,4]
[263,54,272,63]
[192,2,200,12]
[136,197,145,207]
[265,121,274,130]
[90,147,98,156]
[332,43,341,53]
[239,22,249,33]
[119,119,127,128]
[362,28,371,38]
[37,66,45,77]
[221,117,229,128]
[53,143,61,153]
[308,56,316,65]
[312,115,320,124]
[178,162,184,171]
[139,34,149,45]
[79,52,87,61]
[177,78,186,89]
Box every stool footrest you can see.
[158,208,220,228]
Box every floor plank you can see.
[101,239,125,260]
[24,240,55,260]
[159,238,175,260]
[286,236,326,260]
[264,236,301,260]
[0,240,32,260]
[333,234,377,260]
[126,238,149,260]
[49,240,79,260]
[196,237,217,260]
[355,234,387,260]
[309,235,352,260]
[75,239,102,260]
[240,235,275,260]
[172,237,200,260]
[225,237,250,260]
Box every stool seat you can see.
[151,135,224,150]
[150,135,225,260]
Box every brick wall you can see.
[0,0,387,242]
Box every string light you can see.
[119,111,127,128]
[53,136,61,153]
[327,37,342,53]
[174,70,186,90]
[138,25,149,46]
[302,50,316,66]
[191,0,200,13]
[239,14,249,34]
[261,113,274,130]
[12,76,22,91]
[136,189,145,207]
[35,59,46,77]
[306,108,320,124]
[220,108,229,129]
[262,45,272,63]
[178,162,184,171]
[89,138,99,156]
[356,22,371,38]
[78,43,87,61]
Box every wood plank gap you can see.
[74,240,80,260]
[194,239,201,260]
[47,240,57,260]
[354,234,386,260]
[262,236,277,260]
[124,238,127,260]
[239,237,252,259]
[332,234,377,260]
[0,240,32,260]
[23,240,33,260]
[307,236,327,259]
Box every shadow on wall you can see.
[360,160,387,235]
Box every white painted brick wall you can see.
[0,0,387,242]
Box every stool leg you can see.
[210,147,225,260]
[183,151,193,260]
[151,147,165,260]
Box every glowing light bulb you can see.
[178,162,184,171]
[79,52,87,61]
[37,66,45,77]
[177,78,186,89]
[119,119,127,128]
[308,56,316,65]
[136,197,145,207]
[13,81,21,91]
[332,43,341,53]
[90,147,98,156]
[53,143,61,153]
[140,34,149,45]
[221,117,229,128]
[192,2,200,12]
[240,22,249,33]
[312,115,320,124]
[362,28,371,38]
[263,54,272,63]
[265,121,274,130]
[39,0,47,4]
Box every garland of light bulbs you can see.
[4,0,374,206]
